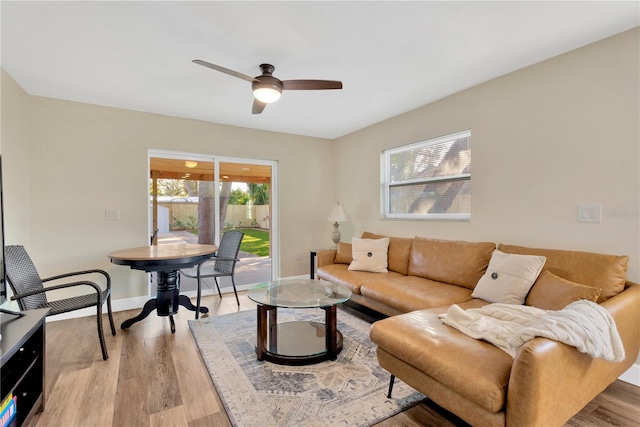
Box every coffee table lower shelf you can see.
[256,305,343,365]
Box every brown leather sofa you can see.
[316,231,640,427]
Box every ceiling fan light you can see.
[253,86,282,103]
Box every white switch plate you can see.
[105,209,120,221]
[577,204,601,223]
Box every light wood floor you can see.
[30,291,639,427]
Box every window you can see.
[381,130,471,220]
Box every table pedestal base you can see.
[120,270,208,333]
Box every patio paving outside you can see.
[157,231,272,290]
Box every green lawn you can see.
[229,228,270,257]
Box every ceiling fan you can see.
[193,60,343,114]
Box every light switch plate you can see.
[577,204,601,223]
[105,209,120,221]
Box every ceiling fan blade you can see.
[252,99,267,115]
[282,80,343,90]
[193,60,256,83]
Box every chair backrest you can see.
[214,231,244,274]
[150,228,159,245]
[5,245,47,310]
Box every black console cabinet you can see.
[1,308,48,427]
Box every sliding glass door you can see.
[148,151,276,298]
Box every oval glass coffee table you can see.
[248,278,352,365]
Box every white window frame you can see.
[381,130,471,221]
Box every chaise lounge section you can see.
[316,232,640,427]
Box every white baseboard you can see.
[619,363,640,387]
[44,282,268,322]
[45,295,151,321]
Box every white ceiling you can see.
[1,1,638,139]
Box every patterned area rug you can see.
[189,307,424,427]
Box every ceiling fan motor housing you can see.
[252,75,283,93]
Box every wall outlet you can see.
[295,251,302,260]
[105,209,120,221]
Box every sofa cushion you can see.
[498,244,628,302]
[335,241,353,264]
[370,308,512,413]
[317,263,404,294]
[362,231,413,275]
[472,250,546,304]
[408,237,496,289]
[360,276,474,312]
[349,237,390,273]
[525,270,601,310]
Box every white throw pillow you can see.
[472,249,546,304]
[348,237,390,273]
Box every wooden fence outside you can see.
[161,202,270,230]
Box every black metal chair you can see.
[5,245,116,360]
[180,230,244,316]
[150,228,159,285]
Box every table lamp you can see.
[327,202,348,245]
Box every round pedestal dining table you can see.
[108,244,217,333]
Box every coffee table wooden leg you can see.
[257,305,267,360]
[268,307,277,352]
[325,305,338,357]
[257,305,278,361]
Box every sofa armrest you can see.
[506,282,640,427]
[316,249,337,268]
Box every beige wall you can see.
[1,69,32,246]
[1,27,638,304]
[334,28,640,283]
[1,77,334,299]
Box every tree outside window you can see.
[382,130,471,220]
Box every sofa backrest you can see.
[408,237,496,289]
[498,244,628,302]
[361,231,413,275]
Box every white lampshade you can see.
[327,204,348,223]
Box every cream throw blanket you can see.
[440,300,625,362]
